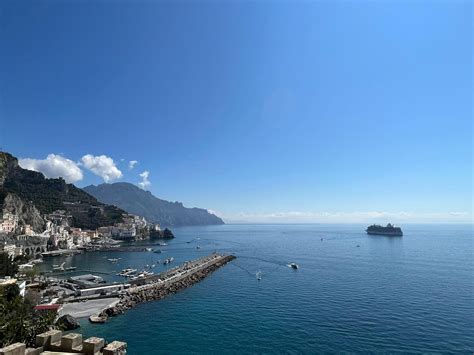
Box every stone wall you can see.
[0,330,126,355]
[103,254,236,317]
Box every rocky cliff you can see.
[84,182,224,227]
[2,193,45,232]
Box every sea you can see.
[41,224,473,354]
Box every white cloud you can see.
[222,211,472,224]
[137,170,151,189]
[80,154,123,183]
[128,160,138,170]
[19,154,83,183]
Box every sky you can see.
[0,0,472,223]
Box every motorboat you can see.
[289,263,299,270]
[117,268,137,277]
[89,315,107,323]
[52,262,66,271]
[107,258,120,262]
[163,257,174,265]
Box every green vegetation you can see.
[0,284,56,347]
[0,253,56,347]
[0,253,18,277]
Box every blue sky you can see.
[0,0,472,223]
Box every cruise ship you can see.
[366,224,403,236]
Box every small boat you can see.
[65,266,77,271]
[153,249,162,254]
[256,271,262,281]
[117,268,137,277]
[186,241,191,244]
[107,258,120,262]
[52,262,66,271]
[157,242,168,246]
[196,245,201,249]
[289,263,299,270]
[163,257,174,265]
[89,315,107,323]
[145,248,153,252]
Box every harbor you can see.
[100,253,236,320]
[37,250,236,322]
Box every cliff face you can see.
[2,193,45,232]
[84,182,225,227]
[0,151,125,230]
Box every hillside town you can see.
[0,209,162,259]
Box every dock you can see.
[100,253,235,317]
[41,249,83,257]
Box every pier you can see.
[41,249,83,257]
[100,253,235,317]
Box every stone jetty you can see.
[101,253,236,317]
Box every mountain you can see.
[0,152,125,230]
[83,182,224,227]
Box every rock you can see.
[2,193,45,233]
[55,314,80,330]
[162,228,175,239]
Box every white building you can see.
[1,243,17,259]
[0,212,19,233]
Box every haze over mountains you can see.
[84,183,224,227]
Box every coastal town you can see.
[0,208,168,326]
[0,209,163,259]
[0,150,235,354]
[0,205,235,354]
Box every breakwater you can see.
[100,253,235,317]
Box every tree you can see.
[0,289,56,347]
[0,252,18,277]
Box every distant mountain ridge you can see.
[83,182,225,227]
[0,152,125,231]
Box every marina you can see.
[45,253,236,323]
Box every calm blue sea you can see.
[44,224,473,354]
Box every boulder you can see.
[55,314,80,330]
